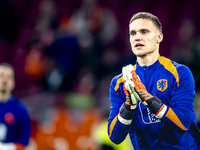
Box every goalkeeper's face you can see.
[129,18,163,58]
[0,67,15,96]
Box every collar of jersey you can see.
[136,59,160,71]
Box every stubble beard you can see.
[136,53,147,58]
[133,47,147,58]
[134,51,148,58]
[134,49,155,58]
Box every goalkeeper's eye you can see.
[141,29,149,34]
[130,31,136,35]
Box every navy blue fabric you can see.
[108,56,200,150]
[0,96,31,145]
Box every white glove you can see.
[122,64,141,105]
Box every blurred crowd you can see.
[0,0,200,149]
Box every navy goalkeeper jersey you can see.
[108,55,200,150]
[0,95,31,146]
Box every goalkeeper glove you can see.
[128,64,167,119]
[118,65,138,124]
[122,65,141,110]
[123,80,137,110]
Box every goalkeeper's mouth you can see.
[135,43,144,48]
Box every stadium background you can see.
[0,0,200,149]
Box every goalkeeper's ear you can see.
[157,32,163,43]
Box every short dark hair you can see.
[130,12,162,33]
[0,63,15,77]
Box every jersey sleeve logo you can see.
[157,79,168,92]
[4,112,15,125]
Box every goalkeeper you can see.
[108,12,200,150]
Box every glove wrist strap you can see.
[147,96,166,118]
[119,103,135,120]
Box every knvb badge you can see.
[157,79,168,92]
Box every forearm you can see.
[108,73,137,144]
[160,106,191,133]
[108,115,132,144]
[108,96,135,144]
[146,96,192,133]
